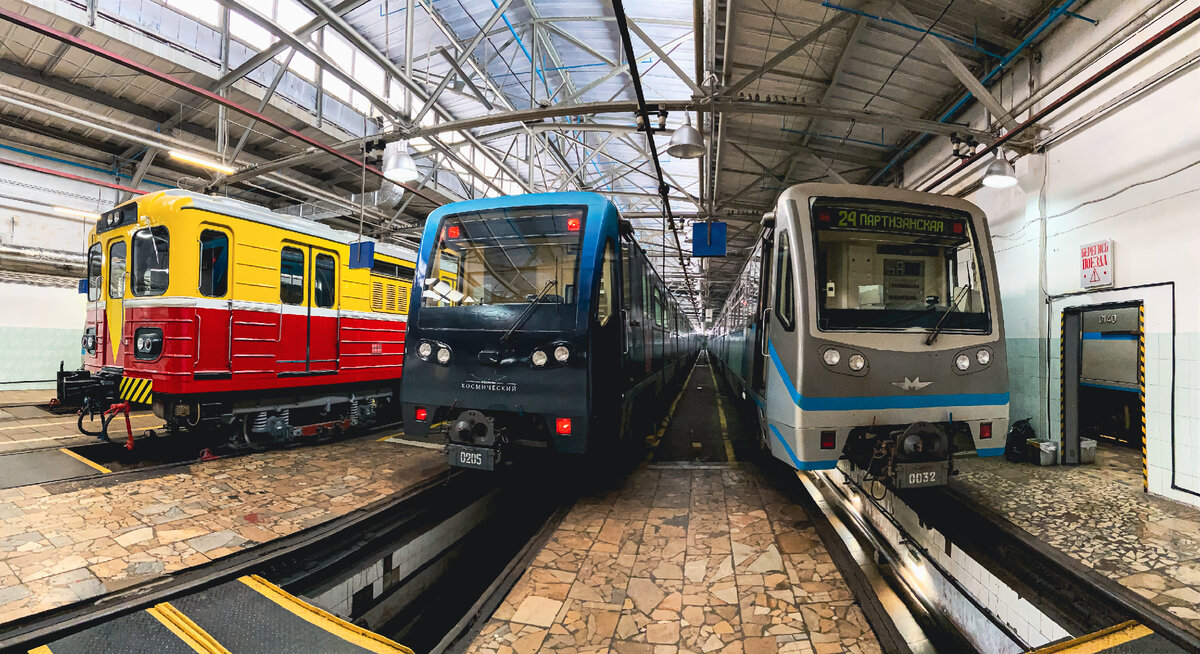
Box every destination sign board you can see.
[813,204,966,238]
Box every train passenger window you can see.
[280,247,305,305]
[131,227,169,297]
[774,231,796,330]
[108,240,126,299]
[596,240,615,325]
[199,230,228,298]
[86,243,102,302]
[621,244,633,311]
[314,254,336,308]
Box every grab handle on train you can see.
[620,309,630,355]
[761,308,772,357]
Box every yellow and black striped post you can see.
[119,377,154,405]
[1139,304,1147,493]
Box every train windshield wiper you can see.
[499,280,556,344]
[925,283,970,346]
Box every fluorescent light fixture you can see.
[54,206,102,220]
[169,150,237,175]
[981,152,1018,188]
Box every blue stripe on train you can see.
[768,424,838,470]
[767,340,1009,411]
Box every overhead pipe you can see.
[923,3,1200,192]
[0,156,140,195]
[869,0,1085,184]
[0,5,439,204]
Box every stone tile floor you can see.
[953,444,1200,633]
[469,464,881,654]
[0,438,446,624]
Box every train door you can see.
[309,249,339,373]
[195,227,232,377]
[753,230,775,392]
[763,226,800,457]
[278,245,308,375]
[592,238,622,438]
[106,236,127,368]
[620,236,644,386]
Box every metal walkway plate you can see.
[30,576,412,654]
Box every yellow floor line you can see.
[27,645,52,654]
[1026,621,1152,654]
[147,603,231,654]
[708,365,735,462]
[239,575,414,654]
[58,448,112,474]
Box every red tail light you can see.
[556,418,572,435]
[447,225,460,238]
[980,422,992,439]
[952,222,964,234]
[566,217,581,232]
[820,430,836,449]
[415,407,427,421]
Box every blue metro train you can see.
[401,192,699,469]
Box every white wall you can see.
[901,0,1200,506]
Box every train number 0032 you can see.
[907,471,938,485]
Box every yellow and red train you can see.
[59,189,417,447]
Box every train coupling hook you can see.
[103,402,134,450]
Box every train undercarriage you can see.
[57,365,399,450]
[841,421,967,490]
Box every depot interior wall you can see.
[0,151,119,389]
[900,2,1200,505]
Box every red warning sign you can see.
[1080,240,1113,289]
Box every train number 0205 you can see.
[907,470,938,485]
[459,450,483,466]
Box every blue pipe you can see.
[0,142,171,188]
[488,58,651,79]
[822,2,1003,58]
[868,0,1081,184]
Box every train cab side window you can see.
[108,240,126,299]
[131,226,170,297]
[86,243,102,302]
[280,247,305,305]
[199,230,229,297]
[774,231,796,331]
[314,254,336,308]
[597,239,615,325]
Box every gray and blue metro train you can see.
[401,192,699,470]
[709,183,1009,488]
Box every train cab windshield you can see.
[423,206,585,309]
[811,198,990,332]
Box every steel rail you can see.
[923,3,1200,193]
[0,5,440,204]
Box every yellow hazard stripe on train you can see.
[119,377,153,405]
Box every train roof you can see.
[137,190,418,263]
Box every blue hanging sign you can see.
[692,221,727,257]
[349,241,375,269]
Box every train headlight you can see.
[955,354,971,371]
[418,342,433,360]
[976,349,991,365]
[436,347,452,365]
[822,349,841,366]
[133,327,162,361]
[848,354,866,371]
[553,345,570,362]
[531,350,548,367]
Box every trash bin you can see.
[1079,438,1097,464]
[1027,439,1057,466]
